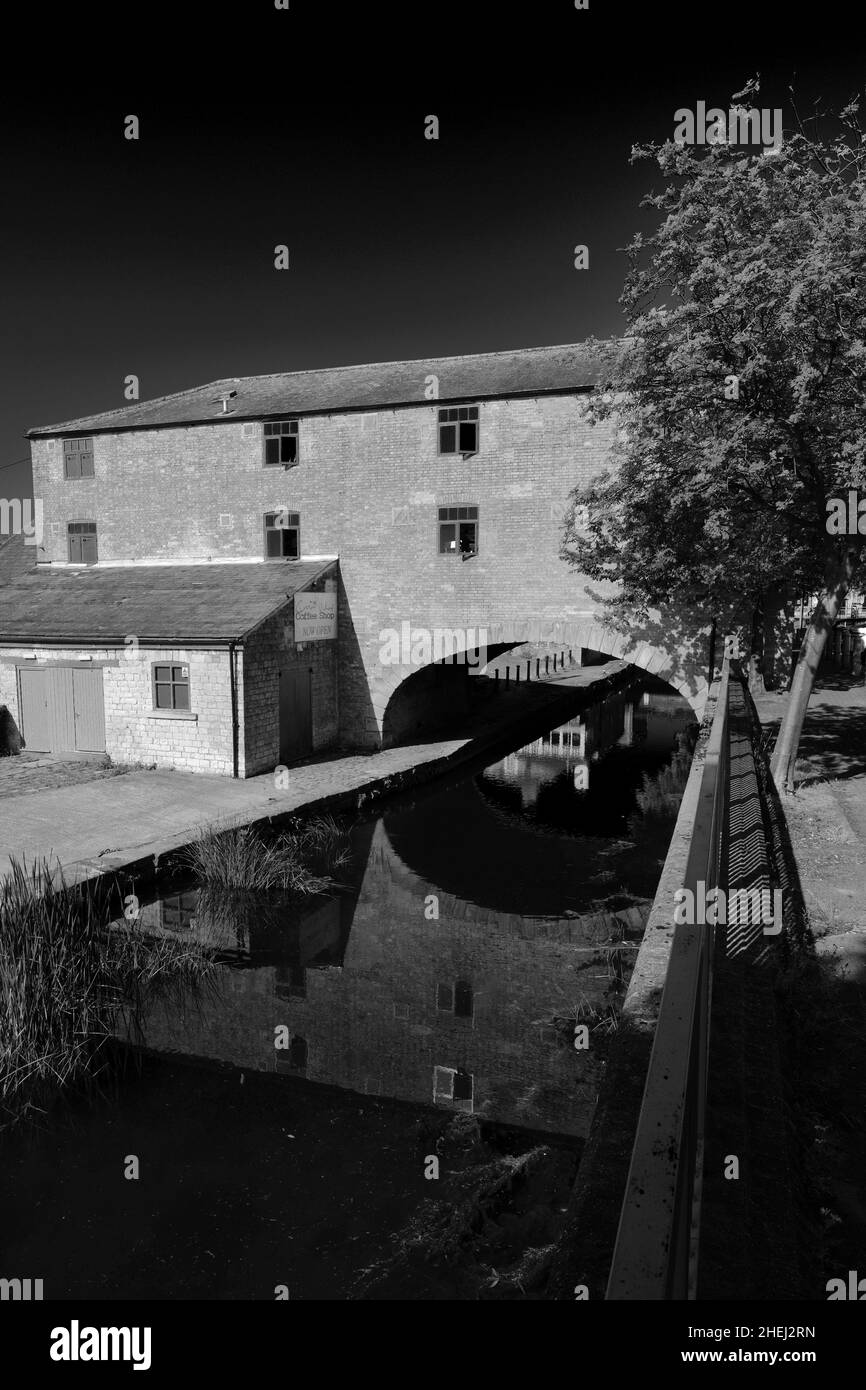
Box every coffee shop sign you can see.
[294,592,337,642]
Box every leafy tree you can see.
[562,85,866,790]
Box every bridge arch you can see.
[370,618,706,749]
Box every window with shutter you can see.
[63,437,94,479]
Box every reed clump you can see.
[0,857,214,1130]
[181,815,351,893]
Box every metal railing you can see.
[605,659,731,1300]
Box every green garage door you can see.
[18,667,51,751]
[18,665,106,753]
[70,668,106,751]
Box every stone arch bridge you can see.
[359,615,715,750]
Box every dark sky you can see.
[1,1,863,505]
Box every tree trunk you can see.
[770,548,859,793]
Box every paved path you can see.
[0,739,467,884]
[757,666,866,1276]
[1,750,453,878]
[0,751,120,797]
[0,663,634,886]
[755,668,866,970]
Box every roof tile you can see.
[0,560,335,643]
[27,340,616,436]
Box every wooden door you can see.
[49,667,76,751]
[279,667,313,762]
[18,667,51,751]
[71,667,106,751]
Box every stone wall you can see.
[0,644,235,775]
[29,392,718,747]
[242,574,339,776]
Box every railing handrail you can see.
[605,658,731,1300]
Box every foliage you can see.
[562,87,866,626]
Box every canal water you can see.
[0,676,695,1300]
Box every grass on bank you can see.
[181,815,351,893]
[0,857,215,1131]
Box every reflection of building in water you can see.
[498,691,638,794]
[135,691,694,1136]
[140,820,646,1138]
[637,692,696,752]
[126,883,350,969]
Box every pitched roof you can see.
[0,560,335,644]
[0,534,34,583]
[27,340,617,437]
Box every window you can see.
[288,1035,308,1071]
[264,511,300,560]
[438,506,478,556]
[152,663,190,710]
[438,405,478,454]
[263,420,299,467]
[433,1066,455,1101]
[433,1065,474,1109]
[275,964,306,1000]
[437,981,474,1018]
[67,520,98,564]
[454,981,474,1019]
[63,437,94,479]
[453,1068,473,1102]
[162,891,198,932]
[437,983,454,1012]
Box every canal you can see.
[0,675,696,1300]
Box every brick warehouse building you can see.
[0,342,712,776]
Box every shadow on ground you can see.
[759,669,866,785]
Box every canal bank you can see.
[548,663,850,1303]
[0,671,699,1300]
[0,659,641,897]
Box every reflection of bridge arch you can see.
[373,618,703,748]
[379,725,689,916]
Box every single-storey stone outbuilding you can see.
[0,548,337,775]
